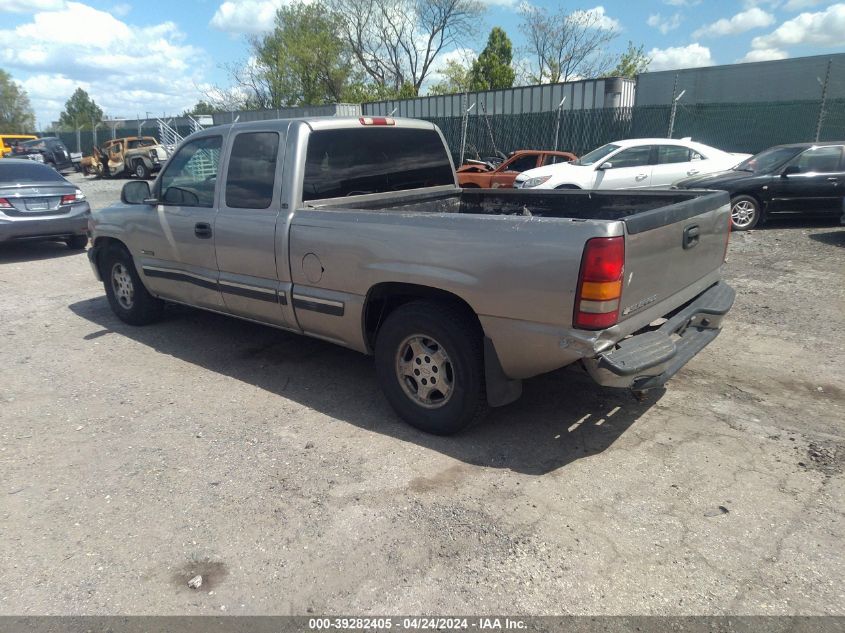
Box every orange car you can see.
[457,149,577,188]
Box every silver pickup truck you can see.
[87,117,735,435]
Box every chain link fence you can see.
[50,125,195,156]
[427,99,845,162]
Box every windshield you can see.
[574,143,619,166]
[735,146,802,172]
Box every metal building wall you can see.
[211,103,361,126]
[362,78,636,117]
[635,53,845,106]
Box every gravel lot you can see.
[1,172,844,615]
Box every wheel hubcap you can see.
[111,263,134,309]
[395,335,454,408]
[136,165,144,177]
[731,200,756,228]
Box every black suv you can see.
[12,137,73,172]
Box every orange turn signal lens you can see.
[579,280,622,301]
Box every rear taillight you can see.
[723,213,732,262]
[574,236,625,330]
[359,116,395,126]
[0,198,12,208]
[61,189,85,205]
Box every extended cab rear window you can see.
[303,127,454,201]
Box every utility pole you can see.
[814,58,832,142]
[459,97,475,167]
[553,96,567,152]
[668,75,686,139]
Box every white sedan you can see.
[514,138,751,190]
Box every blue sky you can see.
[1,0,844,127]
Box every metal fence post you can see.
[814,58,832,142]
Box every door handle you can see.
[826,177,839,181]
[635,174,648,181]
[687,169,699,176]
[683,224,700,249]
[194,222,213,239]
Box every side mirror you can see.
[121,180,153,205]
[597,162,612,170]
[782,164,801,177]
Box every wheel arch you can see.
[91,236,130,276]
[362,282,522,407]
[362,282,482,352]
[554,183,581,190]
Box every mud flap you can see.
[484,337,522,407]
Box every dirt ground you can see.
[1,172,844,615]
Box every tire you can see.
[374,301,488,435]
[555,184,581,190]
[134,160,150,179]
[730,195,761,231]
[101,245,163,325]
[66,234,88,250]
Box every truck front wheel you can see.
[101,245,163,325]
[374,301,488,435]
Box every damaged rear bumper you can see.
[583,281,735,390]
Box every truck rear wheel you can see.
[374,301,487,435]
[101,245,163,325]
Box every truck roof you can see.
[209,116,437,134]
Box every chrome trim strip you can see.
[291,293,343,308]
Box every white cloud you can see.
[647,43,714,71]
[210,0,286,34]
[692,7,775,39]
[110,2,131,16]
[647,12,682,34]
[742,0,780,7]
[575,6,621,30]
[0,0,66,13]
[738,47,788,62]
[664,0,700,6]
[783,0,822,9]
[0,2,205,126]
[752,3,845,50]
[479,0,519,6]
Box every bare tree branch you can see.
[519,5,618,84]
[328,0,483,94]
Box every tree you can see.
[428,58,474,95]
[469,27,515,91]
[227,2,367,108]
[0,70,35,133]
[608,41,650,78]
[328,0,484,95]
[181,100,223,116]
[58,88,103,130]
[518,5,617,84]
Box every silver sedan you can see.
[0,158,90,249]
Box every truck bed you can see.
[312,187,722,231]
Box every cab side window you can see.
[792,146,842,173]
[225,132,280,209]
[159,136,222,208]
[608,146,652,168]
[657,145,691,164]
[504,155,537,172]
